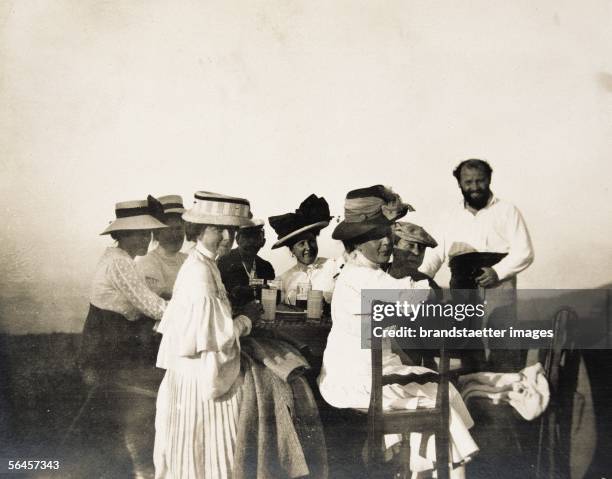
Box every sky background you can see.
[1,0,611,334]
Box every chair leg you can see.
[398,434,411,479]
[435,427,450,479]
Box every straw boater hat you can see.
[182,191,259,227]
[268,194,332,249]
[100,197,168,235]
[157,195,185,215]
[392,222,438,248]
[332,185,414,241]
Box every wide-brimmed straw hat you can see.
[100,197,168,235]
[269,194,331,249]
[332,185,414,241]
[158,195,185,215]
[393,221,438,248]
[182,191,259,227]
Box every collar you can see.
[349,250,380,270]
[195,240,217,260]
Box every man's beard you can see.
[462,188,491,210]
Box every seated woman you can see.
[136,195,187,300]
[268,194,333,305]
[80,196,169,382]
[317,186,478,478]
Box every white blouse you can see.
[278,257,336,305]
[90,247,166,321]
[156,241,251,400]
[136,246,188,297]
[318,250,431,400]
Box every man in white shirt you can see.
[420,159,534,371]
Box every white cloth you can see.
[459,362,550,421]
[90,247,166,321]
[154,240,251,479]
[136,246,188,297]
[420,195,534,282]
[317,250,478,472]
[278,256,335,305]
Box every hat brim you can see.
[271,220,330,249]
[332,219,391,241]
[182,210,256,227]
[100,215,168,235]
[239,218,264,230]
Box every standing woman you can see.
[137,195,188,300]
[154,192,261,479]
[269,194,333,305]
[80,197,169,384]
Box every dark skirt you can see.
[80,304,159,374]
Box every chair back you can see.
[536,307,580,479]
[366,300,450,479]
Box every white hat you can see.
[100,199,168,235]
[157,195,185,215]
[182,191,259,227]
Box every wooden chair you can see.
[535,307,580,479]
[357,303,451,479]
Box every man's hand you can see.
[475,267,499,288]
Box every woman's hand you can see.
[241,300,264,325]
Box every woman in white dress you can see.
[318,186,478,478]
[154,191,262,479]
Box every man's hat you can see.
[332,185,414,241]
[393,222,438,248]
[182,191,259,227]
[100,197,168,235]
[269,194,331,249]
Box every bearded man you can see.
[420,159,534,371]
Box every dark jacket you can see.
[218,248,275,306]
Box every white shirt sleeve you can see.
[419,239,446,279]
[492,206,534,281]
[109,256,167,320]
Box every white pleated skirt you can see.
[154,369,243,479]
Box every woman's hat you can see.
[158,195,185,215]
[182,191,259,227]
[100,197,168,235]
[332,185,414,241]
[393,221,438,248]
[269,194,332,249]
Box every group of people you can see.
[80,158,535,478]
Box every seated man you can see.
[388,221,442,297]
[217,220,275,308]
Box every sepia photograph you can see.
[1,1,611,478]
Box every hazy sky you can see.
[1,1,611,333]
